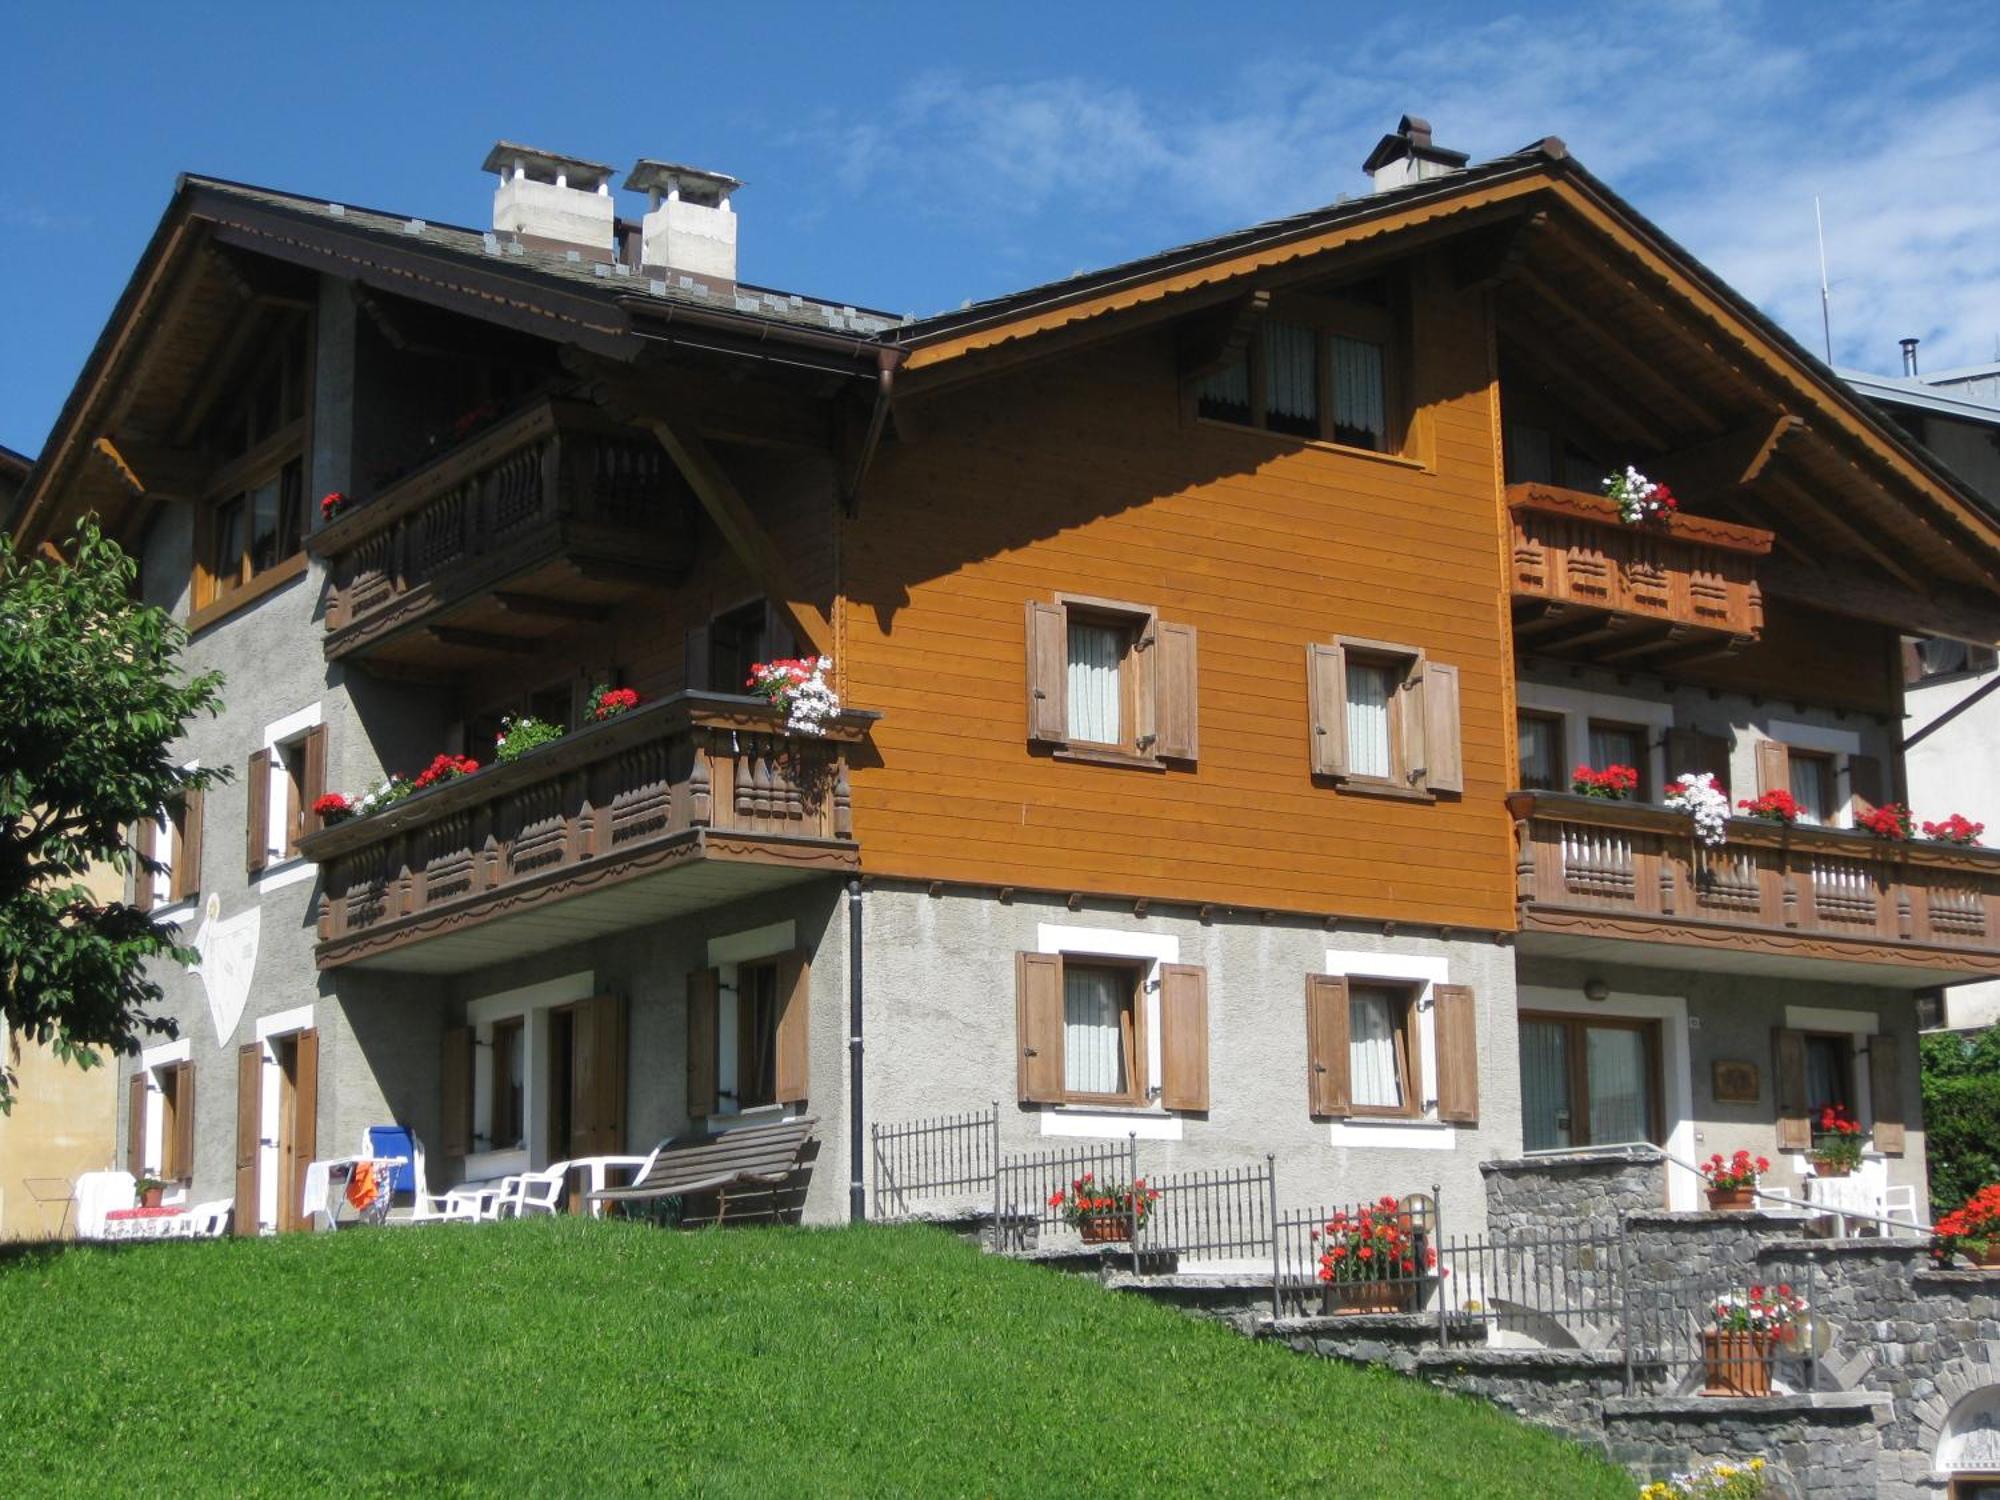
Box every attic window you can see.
[1195,281,1398,453]
[193,313,312,619]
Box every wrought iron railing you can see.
[870,1103,1001,1218]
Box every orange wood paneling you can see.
[842,258,1516,930]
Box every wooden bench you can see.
[589,1116,817,1223]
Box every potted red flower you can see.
[1571,764,1641,800]
[1809,1104,1864,1178]
[1933,1183,2000,1269]
[1314,1195,1437,1313]
[1699,1150,1769,1211]
[1702,1284,1806,1396]
[1922,813,1986,847]
[1048,1172,1158,1244]
[410,753,479,791]
[319,491,349,523]
[1857,803,1913,841]
[1737,789,1801,825]
[588,685,641,722]
[311,792,355,826]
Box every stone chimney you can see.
[627,160,743,283]
[481,142,617,259]
[1361,115,1469,194]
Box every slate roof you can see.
[186,175,903,339]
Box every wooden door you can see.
[234,1043,261,1236]
[274,1037,299,1232]
[289,1029,319,1232]
[569,995,627,1160]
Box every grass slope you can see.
[0,1221,1630,1497]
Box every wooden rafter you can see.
[1657,414,1804,496]
[490,592,612,623]
[1760,469,1929,594]
[428,626,541,655]
[1175,288,1270,381]
[1512,265,1723,435]
[90,436,206,499]
[1500,332,1672,451]
[1763,556,2000,648]
[1451,210,1548,292]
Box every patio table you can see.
[102,1206,191,1241]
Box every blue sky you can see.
[5,0,1998,459]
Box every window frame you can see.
[1801,1031,1857,1117]
[1586,718,1652,802]
[733,957,783,1112]
[1054,954,1150,1110]
[1518,1010,1665,1151]
[1192,281,1405,457]
[1787,748,1839,827]
[1331,635,1429,797]
[1344,980,1421,1120]
[489,1017,525,1151]
[1058,597,1150,759]
[1516,709,1566,792]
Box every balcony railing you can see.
[311,398,692,665]
[1507,791,2000,974]
[296,694,871,971]
[1507,484,1772,658]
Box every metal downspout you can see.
[843,349,902,516]
[848,877,866,1223]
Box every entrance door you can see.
[271,1029,319,1233]
[547,996,626,1164]
[1519,1013,1661,1152]
[235,1043,261,1236]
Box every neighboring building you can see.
[0,440,121,1238]
[10,121,2000,1244]
[1846,356,2000,1032]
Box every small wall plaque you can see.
[1712,1059,1760,1103]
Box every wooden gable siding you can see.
[842,262,1515,929]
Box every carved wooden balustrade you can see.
[1507,484,1772,656]
[311,398,692,664]
[1507,791,2000,974]
[297,694,871,970]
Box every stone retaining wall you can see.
[1481,1148,1666,1239]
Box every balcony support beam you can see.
[642,414,834,654]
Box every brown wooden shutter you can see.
[1773,1027,1810,1151]
[175,788,204,901]
[1306,643,1348,778]
[762,599,797,664]
[132,813,156,914]
[1158,963,1210,1112]
[1420,661,1464,794]
[1433,983,1479,1123]
[1305,974,1352,1117]
[1869,1031,1905,1156]
[246,748,271,875]
[774,953,811,1105]
[572,996,627,1156]
[1847,753,1885,820]
[171,1062,196,1181]
[1755,739,1790,799]
[1024,601,1068,744]
[1015,950,1065,1104]
[291,1029,319,1231]
[686,969,719,1118]
[440,1025,473,1157]
[684,624,712,692]
[128,1071,147,1174]
[301,725,329,838]
[1153,622,1199,762]
[234,1042,261,1236]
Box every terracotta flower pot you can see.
[1702,1329,1774,1396]
[1323,1278,1416,1315]
[1965,1244,2000,1269]
[1810,1160,1852,1180]
[1706,1186,1755,1211]
[139,1186,163,1209]
[1077,1215,1130,1244]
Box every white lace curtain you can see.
[1349,988,1403,1109]
[1063,966,1126,1095]
[1066,622,1122,744]
[1345,661,1393,777]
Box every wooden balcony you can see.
[296,694,871,973]
[1508,484,1772,665]
[1508,791,2000,980]
[311,399,694,672]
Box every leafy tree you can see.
[0,519,225,1111]
[1921,1024,2000,1212]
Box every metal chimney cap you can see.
[1901,336,1922,376]
[627,160,745,202]
[1362,114,1470,176]
[480,142,617,190]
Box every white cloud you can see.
[814,1,2000,372]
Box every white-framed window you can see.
[252,703,324,888]
[1315,948,1469,1150]
[706,921,800,1120]
[464,972,596,1177]
[1026,923,1190,1141]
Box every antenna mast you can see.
[1814,194,1834,364]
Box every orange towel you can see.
[344,1159,379,1213]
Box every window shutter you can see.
[234,1042,261,1236]
[1773,1027,1810,1151]
[1305,974,1352,1117]
[1755,739,1790,799]
[440,1025,473,1157]
[1024,601,1068,744]
[293,1029,319,1229]
[176,788,204,902]
[1419,661,1464,794]
[762,600,797,664]
[301,725,329,837]
[686,969,719,1118]
[132,813,156,914]
[572,996,627,1157]
[1847,753,1885,820]
[128,1071,147,1174]
[775,953,811,1105]
[1432,983,1479,1123]
[1870,1031,1905,1156]
[172,1062,196,1181]
[1699,733,1734,799]
[1015,950,1065,1104]
[1306,643,1348,777]
[246,749,271,875]
[1153,622,1200,762]
[1158,963,1210,1112]
[684,624,712,692]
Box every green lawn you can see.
[0,1220,1630,1497]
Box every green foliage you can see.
[0,519,225,1109]
[0,1221,1630,1497]
[492,714,564,763]
[1922,1027,2000,1213]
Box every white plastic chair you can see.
[565,1148,660,1219]
[366,1129,485,1224]
[1882,1184,1922,1232]
[496,1166,568,1219]
[74,1171,135,1240]
[185,1200,234,1237]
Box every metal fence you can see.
[871,1103,1000,1218]
[992,1138,1140,1253]
[1274,1191,1443,1320]
[1434,1224,1625,1350]
[1621,1255,1823,1396]
[1134,1157,1277,1272]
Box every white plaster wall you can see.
[1905,663,2000,1029]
